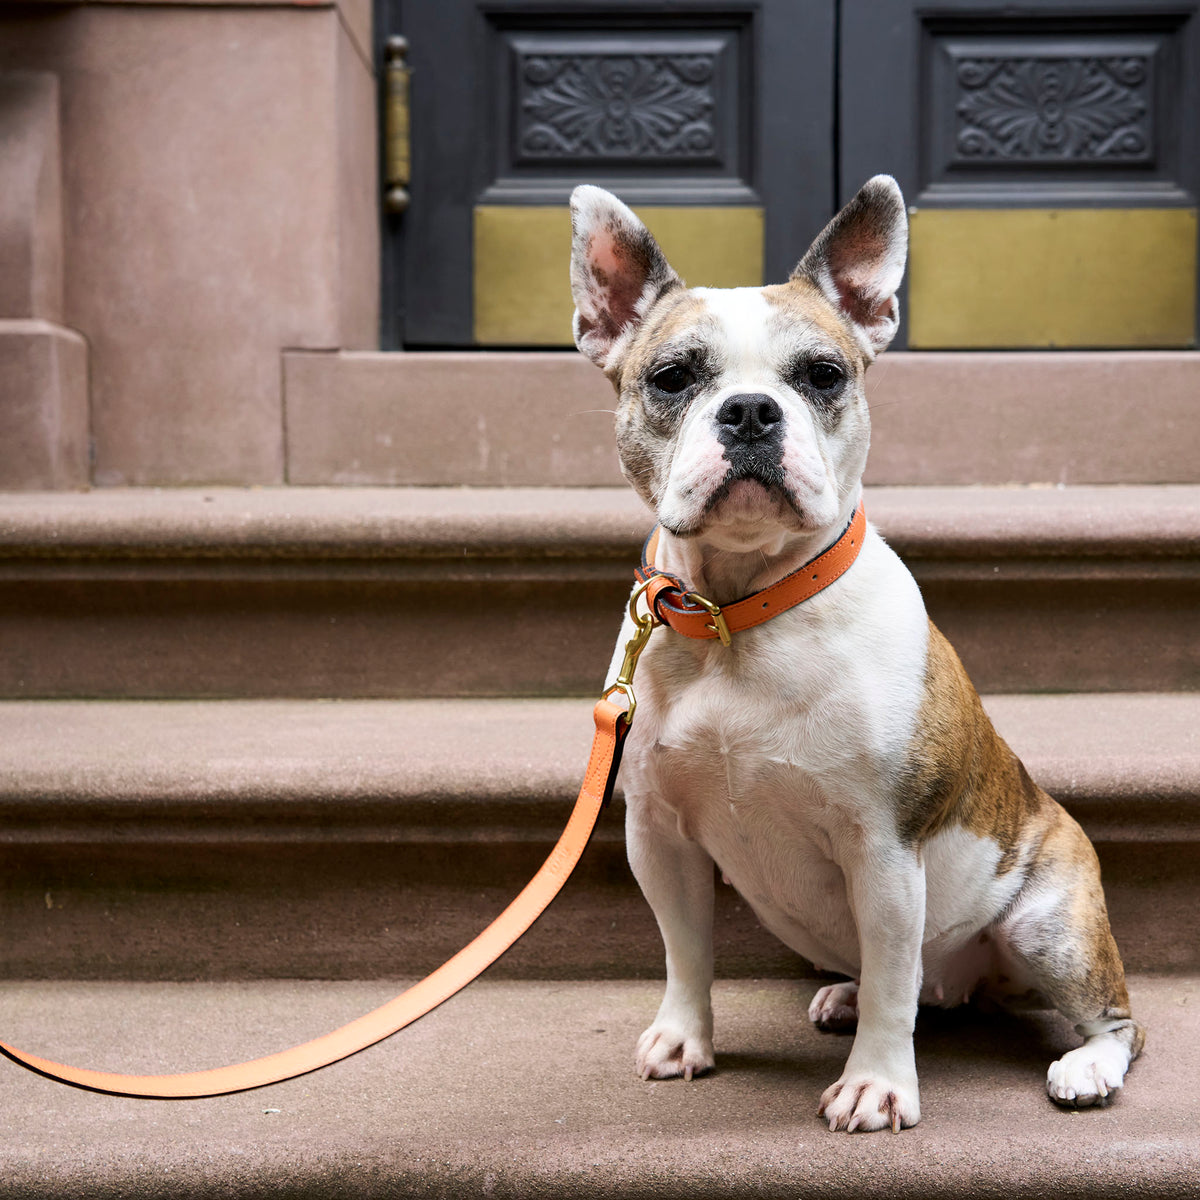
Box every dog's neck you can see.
[651,489,863,607]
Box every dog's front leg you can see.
[626,795,716,1081]
[819,844,925,1132]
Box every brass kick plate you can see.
[908,207,1197,349]
[474,205,764,345]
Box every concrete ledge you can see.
[1,976,1197,1198]
[284,351,624,487]
[0,694,1196,843]
[0,486,1194,697]
[0,71,63,321]
[0,695,1194,979]
[0,320,88,489]
[282,350,1200,487]
[0,484,1196,565]
[0,485,650,559]
[866,352,1200,486]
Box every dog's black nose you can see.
[716,393,783,441]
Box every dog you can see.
[567,176,1144,1133]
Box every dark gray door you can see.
[840,0,1200,348]
[382,0,837,348]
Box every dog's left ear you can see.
[793,175,908,357]
[570,186,682,371]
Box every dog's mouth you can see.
[663,460,806,537]
[707,457,787,506]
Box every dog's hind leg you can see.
[809,980,859,1032]
[994,812,1145,1108]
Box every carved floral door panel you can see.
[840,0,1199,347]
[384,0,835,347]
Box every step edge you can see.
[0,485,1197,559]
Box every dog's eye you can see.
[650,364,695,395]
[807,361,842,390]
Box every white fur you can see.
[809,980,860,1028]
[600,269,937,1132]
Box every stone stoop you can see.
[1,694,1196,981]
[1,976,1197,1199]
[1,347,1198,1196]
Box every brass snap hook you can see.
[601,578,661,726]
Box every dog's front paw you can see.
[808,981,859,1032]
[1046,1042,1130,1108]
[818,1074,920,1133]
[635,1021,715,1082]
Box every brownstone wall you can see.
[0,0,378,487]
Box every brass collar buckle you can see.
[682,591,732,648]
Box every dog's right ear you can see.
[569,186,682,371]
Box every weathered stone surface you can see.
[0,319,88,489]
[0,71,63,322]
[0,485,1194,696]
[282,350,1200,487]
[0,694,1194,979]
[0,5,377,485]
[0,977,1196,1198]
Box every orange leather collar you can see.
[637,502,867,641]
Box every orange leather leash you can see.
[0,700,629,1098]
[0,506,866,1099]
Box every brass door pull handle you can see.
[385,36,411,215]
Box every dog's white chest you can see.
[622,589,924,974]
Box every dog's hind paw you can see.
[819,1073,920,1133]
[635,1021,715,1082]
[808,981,859,1032]
[1046,1040,1131,1108]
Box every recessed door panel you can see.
[386,0,835,347]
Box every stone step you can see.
[1,974,1197,1198]
[0,484,1196,698]
[2,694,1196,980]
[282,349,1200,487]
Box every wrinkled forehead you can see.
[620,277,863,387]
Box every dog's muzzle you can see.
[712,392,787,494]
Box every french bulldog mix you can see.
[568,176,1144,1133]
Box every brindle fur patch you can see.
[616,290,712,394]
[999,819,1140,1031]
[902,621,1142,1036]
[896,620,1046,858]
[607,273,874,512]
